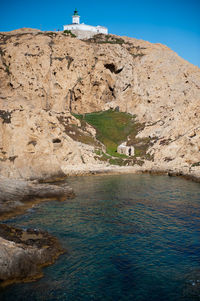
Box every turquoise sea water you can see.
[1,174,200,301]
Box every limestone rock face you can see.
[0,29,199,179]
[0,108,99,179]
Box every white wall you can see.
[63,24,108,35]
[96,26,108,34]
[72,16,80,24]
[117,143,135,156]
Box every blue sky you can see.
[1,0,200,67]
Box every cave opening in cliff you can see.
[104,63,123,74]
[52,138,61,143]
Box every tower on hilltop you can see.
[64,8,108,38]
[72,8,80,24]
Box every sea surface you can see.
[1,174,200,301]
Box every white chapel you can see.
[63,9,108,38]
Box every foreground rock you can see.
[0,176,74,287]
[0,176,75,220]
[0,223,64,287]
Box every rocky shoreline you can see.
[0,176,74,287]
[0,165,199,220]
[0,223,64,288]
[62,163,200,183]
[0,175,75,220]
[0,166,199,288]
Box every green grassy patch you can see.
[72,110,154,166]
[73,110,139,157]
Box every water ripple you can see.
[1,174,200,301]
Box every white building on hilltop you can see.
[63,9,108,39]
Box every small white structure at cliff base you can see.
[117,142,135,157]
[63,9,108,39]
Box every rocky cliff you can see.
[0,28,200,180]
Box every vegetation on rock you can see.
[73,110,153,165]
[86,34,125,44]
[57,115,100,147]
[0,28,199,176]
[63,30,76,38]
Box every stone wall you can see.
[71,29,100,39]
[63,23,108,39]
